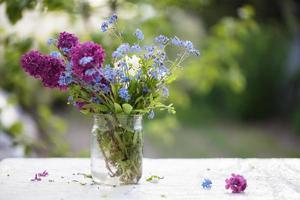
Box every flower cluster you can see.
[20,13,200,117]
[225,174,247,193]
[21,51,65,89]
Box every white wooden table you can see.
[0,158,300,200]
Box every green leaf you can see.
[122,103,133,114]
[114,103,122,113]
[95,104,109,112]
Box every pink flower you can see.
[225,173,247,193]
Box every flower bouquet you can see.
[20,13,199,185]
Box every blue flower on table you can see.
[202,178,212,190]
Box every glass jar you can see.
[90,114,143,185]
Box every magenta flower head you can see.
[57,32,79,54]
[20,51,45,78]
[225,174,247,193]
[70,41,105,80]
[21,50,66,89]
[39,55,65,89]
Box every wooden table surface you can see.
[0,158,300,200]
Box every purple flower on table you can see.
[57,32,79,54]
[70,41,105,80]
[38,170,49,177]
[225,174,247,193]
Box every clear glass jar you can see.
[91,114,143,185]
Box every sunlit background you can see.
[1,0,300,159]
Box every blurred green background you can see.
[0,0,300,158]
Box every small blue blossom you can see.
[101,21,109,32]
[112,43,130,58]
[171,36,182,46]
[85,68,97,76]
[47,38,57,46]
[202,179,212,190]
[50,51,61,58]
[148,110,155,119]
[61,47,70,54]
[130,44,142,53]
[134,28,144,40]
[144,45,155,53]
[66,62,73,72]
[102,65,115,81]
[112,51,122,58]
[142,86,149,94]
[90,97,101,104]
[79,56,94,66]
[154,35,169,48]
[108,13,118,24]
[58,73,73,86]
[162,86,169,97]
[150,65,169,80]
[144,45,155,59]
[119,87,130,102]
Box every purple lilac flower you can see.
[134,29,144,40]
[225,174,247,193]
[21,51,65,89]
[20,51,45,79]
[70,41,105,80]
[148,110,155,119]
[40,55,66,89]
[57,32,79,54]
[119,87,130,102]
